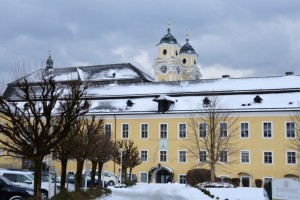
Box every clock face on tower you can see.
[160,65,167,74]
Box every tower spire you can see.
[167,18,171,33]
[46,50,54,70]
[186,32,189,42]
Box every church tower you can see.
[153,23,201,82]
[179,33,201,80]
[153,21,183,82]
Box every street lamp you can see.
[119,148,124,184]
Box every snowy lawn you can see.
[100,183,265,200]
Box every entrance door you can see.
[156,168,170,183]
[241,176,250,187]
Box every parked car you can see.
[82,170,118,186]
[0,175,34,200]
[0,169,57,200]
[126,173,137,183]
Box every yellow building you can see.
[1,26,299,187]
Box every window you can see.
[141,124,148,139]
[179,151,187,163]
[240,122,249,138]
[52,151,57,160]
[140,150,148,162]
[105,124,112,138]
[199,151,207,162]
[240,150,250,164]
[179,175,186,184]
[183,58,186,64]
[220,123,227,138]
[160,124,167,139]
[220,151,228,163]
[163,49,167,55]
[286,122,295,138]
[6,150,10,155]
[140,172,148,183]
[0,149,2,156]
[264,152,273,164]
[263,122,272,138]
[122,124,129,138]
[160,151,167,162]
[287,151,296,164]
[179,123,187,138]
[199,123,207,138]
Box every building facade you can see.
[1,26,299,187]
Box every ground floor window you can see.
[140,172,148,183]
[263,177,273,184]
[179,175,186,184]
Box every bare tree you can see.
[70,116,104,191]
[183,96,239,182]
[111,140,141,183]
[0,77,88,199]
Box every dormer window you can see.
[254,95,263,103]
[126,100,134,107]
[153,95,174,113]
[203,97,211,106]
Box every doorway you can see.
[241,176,250,187]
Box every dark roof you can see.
[3,63,154,98]
[179,39,197,55]
[158,28,178,45]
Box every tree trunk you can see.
[60,159,68,190]
[90,160,97,188]
[210,163,215,182]
[129,167,133,181]
[33,157,43,200]
[75,159,84,192]
[97,162,104,188]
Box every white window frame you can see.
[140,172,148,183]
[240,150,250,164]
[240,122,250,138]
[286,150,297,165]
[140,150,148,162]
[178,123,187,139]
[263,151,273,165]
[198,122,207,138]
[121,123,129,139]
[159,123,168,139]
[178,150,187,163]
[104,123,112,138]
[159,150,167,162]
[262,122,272,139]
[140,123,149,139]
[178,174,186,184]
[199,150,207,163]
[219,122,228,138]
[285,121,296,139]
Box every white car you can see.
[0,169,58,199]
[83,170,119,186]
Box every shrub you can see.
[255,179,263,188]
[199,188,214,198]
[231,178,240,187]
[186,168,215,187]
[124,179,136,187]
[51,187,111,200]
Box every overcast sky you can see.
[1,0,300,85]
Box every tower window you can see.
[176,50,178,56]
[194,60,196,65]
[183,58,186,64]
[163,49,167,55]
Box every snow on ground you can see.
[99,183,265,200]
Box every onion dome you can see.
[159,27,178,44]
[179,33,197,54]
[46,51,53,70]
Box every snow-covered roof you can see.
[4,63,300,115]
